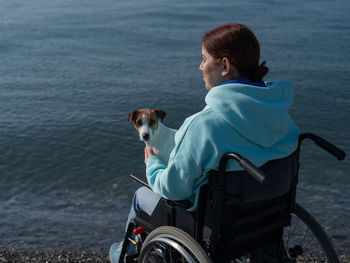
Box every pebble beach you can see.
[1,250,349,263]
[0,251,109,263]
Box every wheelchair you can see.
[118,133,346,263]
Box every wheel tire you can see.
[138,226,212,263]
[284,202,340,263]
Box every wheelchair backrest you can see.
[218,152,297,203]
[198,152,298,261]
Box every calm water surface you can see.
[0,0,349,253]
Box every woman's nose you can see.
[199,62,203,72]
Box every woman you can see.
[110,23,300,262]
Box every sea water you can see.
[0,0,349,253]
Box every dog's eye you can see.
[136,120,143,126]
[149,119,155,126]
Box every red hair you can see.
[202,23,268,82]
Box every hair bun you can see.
[251,61,269,82]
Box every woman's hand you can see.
[144,146,156,164]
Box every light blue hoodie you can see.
[146,79,300,211]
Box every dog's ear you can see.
[126,110,139,122]
[154,109,166,120]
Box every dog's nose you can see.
[142,134,150,141]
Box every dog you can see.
[126,109,176,165]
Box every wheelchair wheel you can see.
[283,202,340,263]
[233,202,339,263]
[138,226,212,263]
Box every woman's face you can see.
[199,47,225,90]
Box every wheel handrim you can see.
[142,236,196,263]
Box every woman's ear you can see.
[222,57,239,78]
[221,57,231,77]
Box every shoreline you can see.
[1,250,349,263]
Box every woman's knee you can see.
[132,186,161,215]
[134,186,152,197]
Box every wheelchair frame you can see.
[118,133,345,263]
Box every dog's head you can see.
[126,109,166,143]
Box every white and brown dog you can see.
[126,109,176,165]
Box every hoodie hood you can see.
[205,80,297,148]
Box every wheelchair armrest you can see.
[130,173,193,209]
[130,172,151,189]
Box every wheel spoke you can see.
[300,221,311,248]
[286,215,301,250]
[303,235,316,251]
[282,203,340,263]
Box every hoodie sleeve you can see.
[145,115,206,201]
